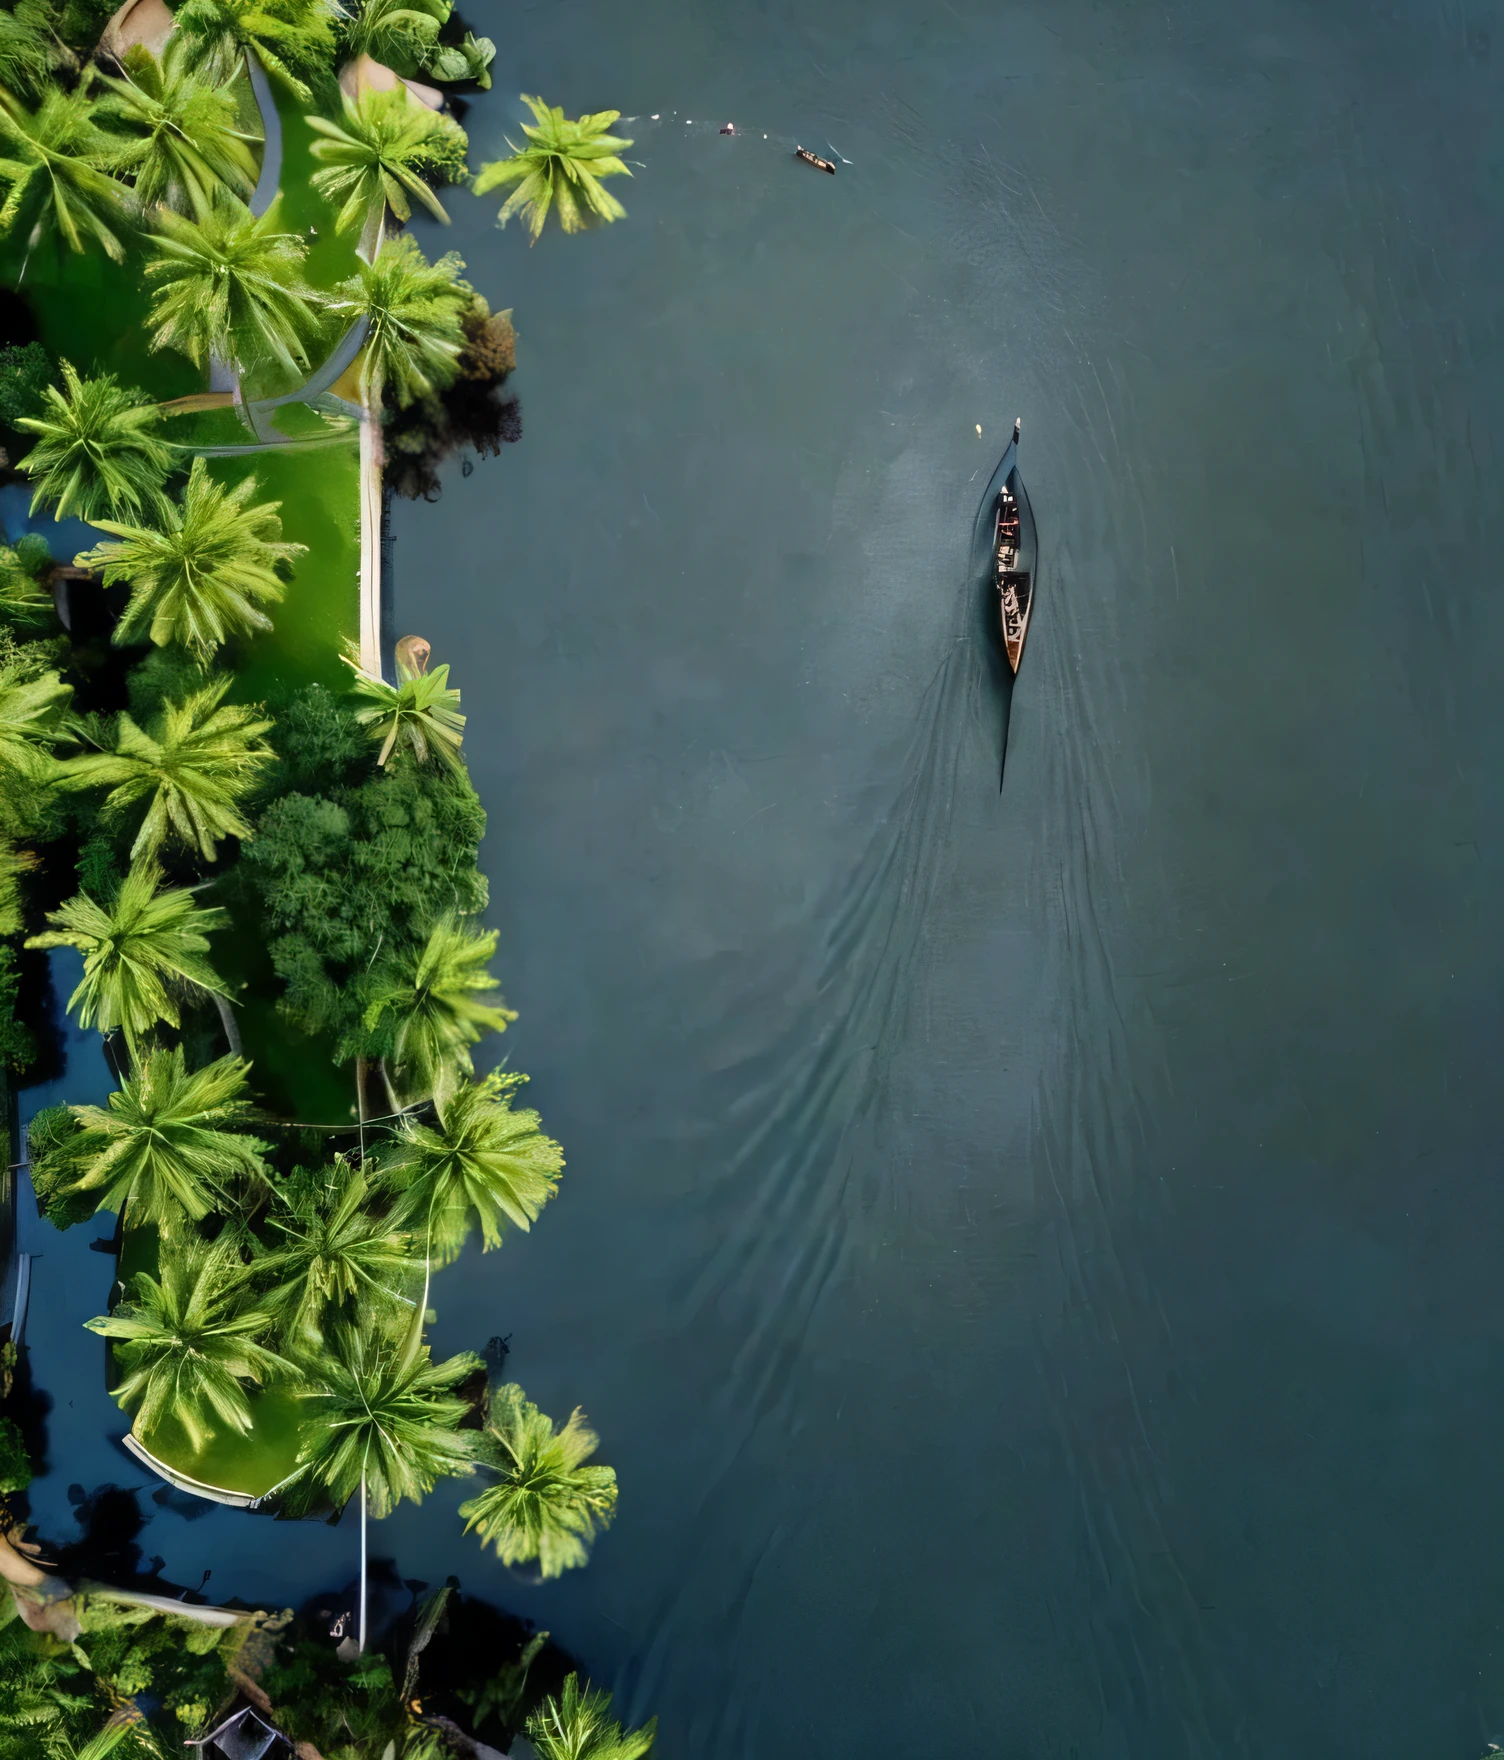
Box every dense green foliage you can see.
[0,85,130,262]
[474,96,633,241]
[460,1384,618,1578]
[290,1324,479,1518]
[528,1674,657,1760]
[175,0,339,101]
[144,191,324,375]
[65,1046,269,1229]
[259,1154,417,1344]
[25,859,230,1055]
[76,457,305,658]
[86,1235,292,1449]
[94,38,261,220]
[379,1069,563,1262]
[331,233,471,408]
[0,338,50,424]
[62,674,274,860]
[17,362,174,524]
[242,691,486,1055]
[0,27,647,1745]
[308,86,469,236]
[0,1416,30,1494]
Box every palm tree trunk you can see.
[358,1464,368,1655]
[212,992,243,1057]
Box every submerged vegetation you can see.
[0,0,647,1747]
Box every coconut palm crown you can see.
[94,37,261,219]
[377,1068,563,1265]
[62,674,274,861]
[85,1236,291,1451]
[459,1383,618,1578]
[63,1045,270,1231]
[0,85,132,263]
[341,642,464,768]
[258,1155,418,1345]
[25,859,229,1053]
[329,233,470,408]
[174,0,339,101]
[292,1323,480,1518]
[365,913,515,1098]
[17,361,174,524]
[75,457,305,659]
[307,86,468,238]
[527,1675,657,1760]
[144,190,323,375]
[0,645,71,781]
[473,95,631,242]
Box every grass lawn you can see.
[140,1384,308,1500]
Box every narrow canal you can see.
[16,0,1504,1753]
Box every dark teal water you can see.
[19,1,1504,1754]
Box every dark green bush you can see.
[0,1414,31,1493]
[0,340,51,427]
[0,946,34,1073]
[27,1103,96,1229]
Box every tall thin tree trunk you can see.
[212,993,243,1057]
[358,1465,368,1655]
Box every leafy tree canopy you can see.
[473,95,631,242]
[144,190,324,376]
[0,85,132,262]
[241,714,486,1057]
[458,1383,617,1578]
[64,1044,270,1230]
[25,858,230,1054]
[75,456,304,659]
[174,0,339,101]
[94,36,262,219]
[331,232,471,409]
[17,360,174,524]
[62,672,275,861]
[378,1069,562,1264]
[307,84,468,238]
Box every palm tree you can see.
[144,190,324,376]
[85,1236,292,1451]
[341,0,446,72]
[94,38,261,220]
[257,1154,418,1345]
[377,1069,563,1265]
[0,533,53,625]
[527,1675,657,1760]
[174,0,338,102]
[365,914,515,1099]
[341,642,463,767]
[0,85,132,265]
[16,361,174,524]
[458,1383,618,1578]
[473,95,631,243]
[0,837,37,937]
[25,859,230,1055]
[74,457,305,659]
[293,1324,479,1650]
[61,674,274,861]
[0,646,70,780]
[307,86,468,238]
[0,0,62,98]
[329,234,470,408]
[63,1046,269,1232]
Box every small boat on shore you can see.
[991,418,1035,674]
[795,146,836,173]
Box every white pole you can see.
[358,1465,368,1654]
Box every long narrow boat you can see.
[992,418,1036,673]
[969,417,1036,788]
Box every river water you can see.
[17,0,1504,1754]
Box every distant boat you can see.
[992,417,1035,674]
[795,146,836,174]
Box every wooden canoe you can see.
[992,419,1036,674]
